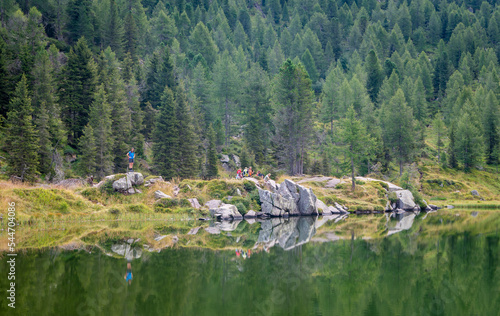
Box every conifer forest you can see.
[1,0,499,182]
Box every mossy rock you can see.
[154,198,191,213]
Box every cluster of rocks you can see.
[220,154,240,171]
[109,172,144,194]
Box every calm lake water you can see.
[1,211,499,316]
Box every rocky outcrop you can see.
[205,199,222,209]
[394,190,417,210]
[154,190,171,200]
[209,203,243,220]
[111,172,144,194]
[258,179,348,217]
[188,198,201,209]
[144,176,164,187]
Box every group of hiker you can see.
[236,167,268,180]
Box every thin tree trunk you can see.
[224,97,229,148]
[351,156,355,191]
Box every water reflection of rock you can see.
[387,212,418,236]
[111,244,142,260]
[257,217,317,251]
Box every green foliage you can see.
[4,75,40,182]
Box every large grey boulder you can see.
[127,172,144,186]
[259,179,318,217]
[315,199,329,214]
[209,204,243,220]
[220,154,230,163]
[154,190,171,200]
[113,176,132,192]
[232,154,240,167]
[394,190,417,210]
[471,190,480,196]
[205,199,222,209]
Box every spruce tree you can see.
[104,0,124,58]
[4,75,40,182]
[365,50,384,104]
[483,91,500,164]
[175,83,198,178]
[0,37,10,118]
[380,89,415,175]
[272,59,314,175]
[98,47,131,172]
[341,106,374,191]
[59,37,98,145]
[152,87,178,179]
[448,122,458,169]
[205,124,219,179]
[455,110,484,171]
[86,84,114,178]
[66,0,95,45]
[190,22,218,67]
[32,50,65,177]
[78,124,97,175]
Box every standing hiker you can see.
[127,148,135,172]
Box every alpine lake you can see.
[1,209,499,316]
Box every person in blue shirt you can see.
[124,261,133,285]
[127,148,135,172]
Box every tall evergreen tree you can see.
[78,124,97,175]
[32,50,66,177]
[59,37,98,145]
[380,89,415,175]
[152,87,178,179]
[340,106,374,191]
[175,83,198,178]
[104,0,124,57]
[4,75,40,182]
[205,124,219,179]
[483,91,500,164]
[66,0,95,45]
[0,37,10,118]
[365,50,384,104]
[272,59,314,175]
[455,108,484,171]
[86,84,114,178]
[98,47,131,172]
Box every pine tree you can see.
[175,83,198,178]
[98,47,131,172]
[123,11,138,60]
[341,106,374,191]
[483,91,500,164]
[86,85,114,178]
[211,52,239,147]
[78,124,97,175]
[243,63,271,163]
[365,50,384,104]
[433,113,445,163]
[104,0,124,58]
[301,49,319,83]
[59,37,98,145]
[380,89,415,175]
[190,22,218,67]
[66,0,95,45]
[448,122,458,169]
[4,75,40,182]
[32,50,66,177]
[205,124,219,179]
[272,59,314,175]
[152,87,178,179]
[455,108,484,171]
[143,47,176,109]
[0,37,10,118]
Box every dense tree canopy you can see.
[0,0,499,182]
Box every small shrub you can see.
[243,180,256,192]
[355,180,365,185]
[127,204,149,213]
[235,202,247,214]
[388,192,398,203]
[109,208,121,215]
